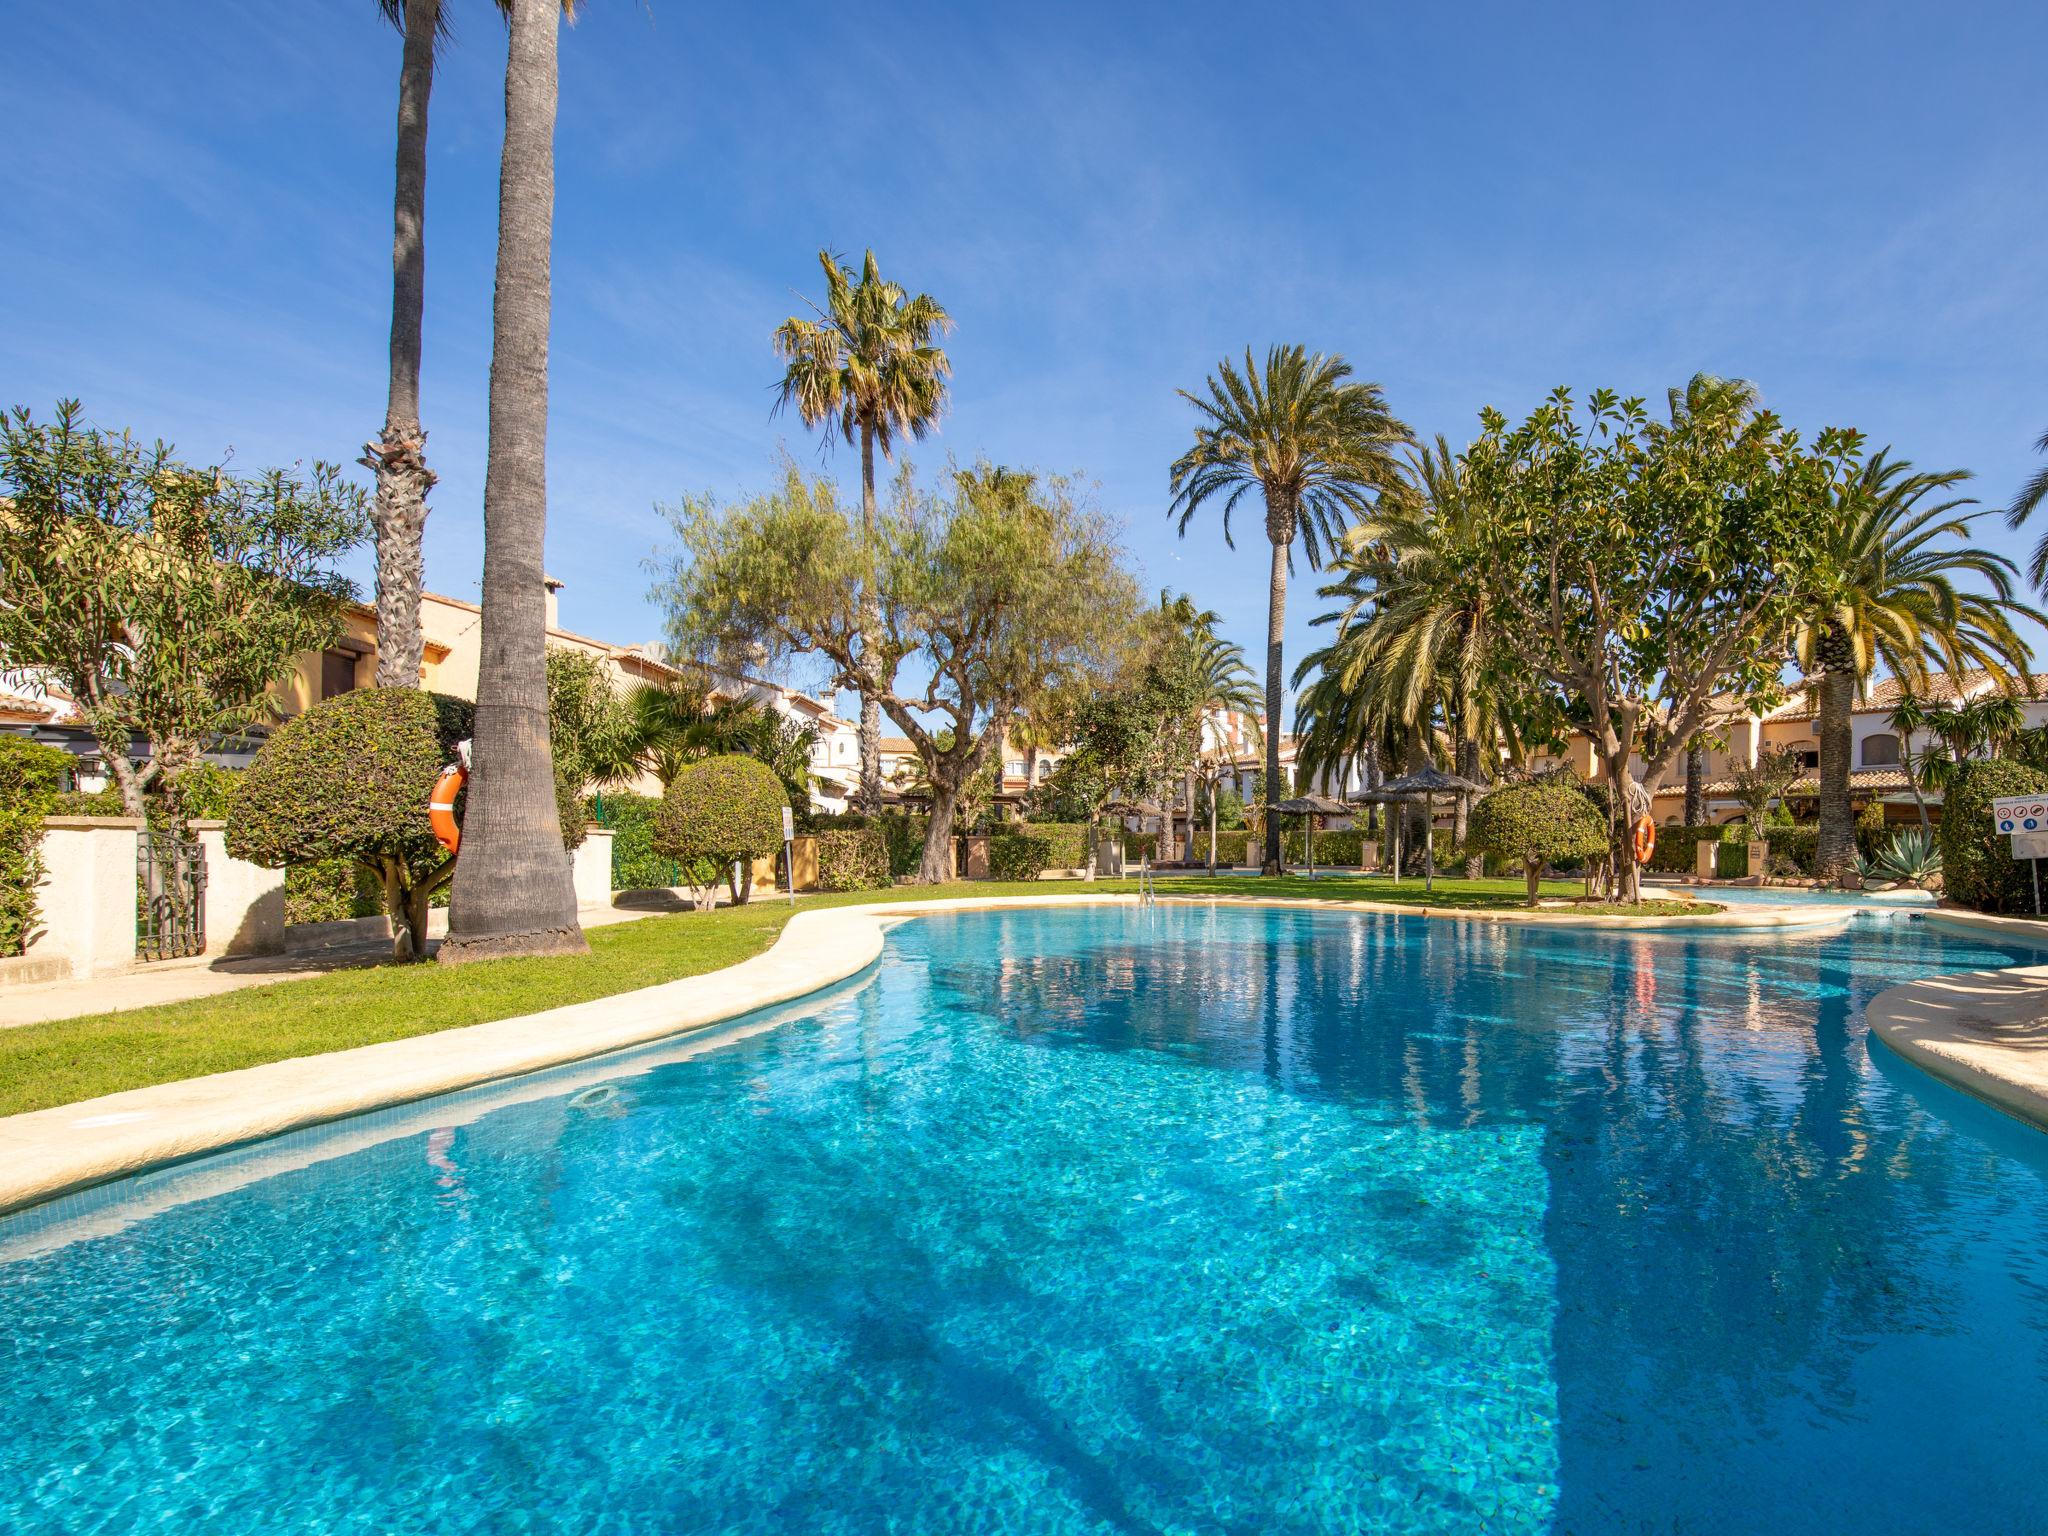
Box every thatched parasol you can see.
[1375,766,1489,891]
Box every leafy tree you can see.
[652,754,787,909]
[0,401,367,828]
[544,647,636,792]
[0,736,72,955]
[1170,345,1411,873]
[655,459,1134,882]
[1466,782,1609,905]
[443,0,588,964]
[1792,452,2035,881]
[1457,378,1863,900]
[1728,746,1804,843]
[773,249,952,815]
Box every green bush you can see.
[284,859,380,926]
[1,735,72,955]
[988,831,1055,880]
[877,811,929,879]
[229,688,450,956]
[1939,760,2048,913]
[815,827,889,891]
[1280,828,1366,865]
[591,792,677,890]
[653,755,787,906]
[1647,825,1722,875]
[1189,829,1251,866]
[1015,821,1089,868]
[1467,783,1610,904]
[51,786,127,817]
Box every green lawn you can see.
[0,873,1680,1116]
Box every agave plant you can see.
[1861,826,1942,889]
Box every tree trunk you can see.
[1207,788,1218,873]
[1814,626,1857,884]
[1261,535,1287,875]
[917,777,961,883]
[854,422,884,814]
[1524,858,1542,907]
[1456,734,1483,879]
[102,737,147,819]
[1684,738,1705,826]
[442,0,585,964]
[364,0,439,690]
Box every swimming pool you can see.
[4,905,2046,1533]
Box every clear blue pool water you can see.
[5,906,2048,1535]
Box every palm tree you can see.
[361,0,446,688]
[1169,346,1410,873]
[1190,624,1261,870]
[1793,452,2035,882]
[1884,693,1936,832]
[441,0,585,963]
[773,251,952,816]
[2005,428,2048,586]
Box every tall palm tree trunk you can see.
[1261,535,1287,875]
[855,422,883,813]
[1684,738,1705,826]
[364,0,439,689]
[442,0,585,964]
[1814,623,1857,884]
[1456,733,1483,879]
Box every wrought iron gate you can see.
[137,831,206,962]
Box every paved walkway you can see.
[0,901,661,1030]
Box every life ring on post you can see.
[429,740,471,855]
[1630,813,1657,866]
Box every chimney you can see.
[542,574,564,631]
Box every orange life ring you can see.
[429,762,467,855]
[1630,813,1657,865]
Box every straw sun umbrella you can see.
[1374,766,1487,892]
[1270,793,1352,874]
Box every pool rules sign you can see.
[1992,795,2048,911]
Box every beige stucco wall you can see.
[25,819,140,978]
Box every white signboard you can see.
[1991,796,2048,835]
[781,805,795,841]
[2014,831,2048,860]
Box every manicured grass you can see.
[0,873,1683,1116]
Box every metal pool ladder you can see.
[1137,855,1157,906]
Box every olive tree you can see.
[654,458,1136,882]
[652,754,787,909]
[1466,782,1610,906]
[0,401,368,827]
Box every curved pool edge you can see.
[0,892,1862,1218]
[1867,961,2048,1133]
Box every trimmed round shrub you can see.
[2,734,73,955]
[815,827,889,891]
[1467,782,1610,904]
[653,755,787,905]
[1938,759,2048,913]
[230,688,446,871]
[989,831,1055,881]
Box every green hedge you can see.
[816,828,889,892]
[879,811,929,879]
[1940,760,2048,913]
[1,736,72,955]
[1015,822,1088,868]
[591,792,681,890]
[1189,830,1252,866]
[989,832,1055,881]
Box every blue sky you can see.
[5,0,2046,718]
